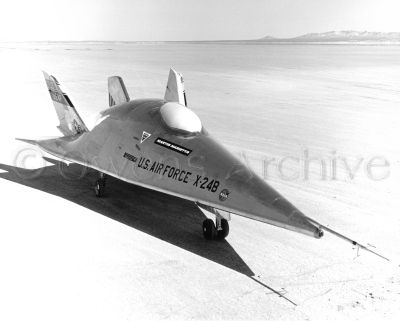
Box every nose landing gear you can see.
[202,215,229,240]
[197,203,231,241]
[202,219,217,240]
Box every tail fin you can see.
[164,68,187,106]
[108,76,130,107]
[43,71,88,136]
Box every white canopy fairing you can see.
[160,102,202,133]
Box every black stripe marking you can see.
[154,137,192,156]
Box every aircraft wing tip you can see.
[15,138,38,145]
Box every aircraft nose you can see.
[270,196,324,238]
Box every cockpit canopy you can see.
[160,102,202,133]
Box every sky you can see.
[1,0,400,41]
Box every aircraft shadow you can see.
[0,159,254,277]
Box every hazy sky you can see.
[1,0,400,41]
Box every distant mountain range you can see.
[257,31,400,42]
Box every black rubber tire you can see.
[217,219,229,240]
[202,219,217,240]
[94,179,105,197]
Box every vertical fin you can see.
[43,71,88,136]
[108,76,130,107]
[164,68,187,106]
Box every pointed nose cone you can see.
[228,168,323,238]
[228,167,324,238]
[200,137,323,238]
[267,195,324,238]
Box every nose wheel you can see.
[202,217,229,240]
[202,219,217,240]
[94,173,106,197]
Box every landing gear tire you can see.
[216,218,229,240]
[94,179,105,197]
[202,219,217,240]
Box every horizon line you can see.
[2,30,400,43]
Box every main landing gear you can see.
[202,215,229,241]
[94,172,106,197]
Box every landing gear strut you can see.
[94,172,106,197]
[216,216,229,240]
[202,216,229,240]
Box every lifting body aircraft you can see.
[18,69,389,259]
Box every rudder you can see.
[43,71,88,136]
[164,68,187,106]
[108,76,130,107]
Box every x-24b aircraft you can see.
[19,69,388,260]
